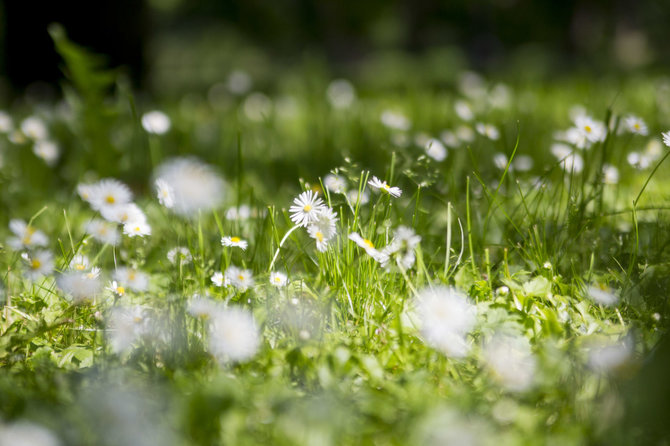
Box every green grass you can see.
[1,29,670,445]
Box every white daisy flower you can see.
[348,232,389,263]
[587,284,619,306]
[492,153,508,170]
[512,155,533,172]
[307,207,338,252]
[0,110,13,133]
[88,178,133,212]
[112,267,149,293]
[155,178,174,208]
[288,190,327,227]
[106,305,151,354]
[21,250,54,280]
[100,202,146,226]
[476,122,500,140]
[221,236,248,250]
[20,116,48,140]
[381,226,421,270]
[153,157,225,217]
[456,124,475,142]
[425,138,447,161]
[627,151,652,169]
[602,164,619,184]
[211,271,228,288]
[7,219,49,250]
[123,220,152,238]
[69,254,90,271]
[574,115,606,144]
[367,176,402,198]
[225,266,254,291]
[380,110,411,131]
[323,174,347,194]
[662,131,670,148]
[76,183,95,201]
[167,247,192,264]
[269,271,288,287]
[551,144,584,173]
[187,295,218,318]
[326,79,356,109]
[483,333,536,392]
[33,140,59,166]
[106,280,126,297]
[623,115,648,135]
[0,420,61,446]
[414,286,477,358]
[84,219,120,246]
[439,130,459,148]
[141,110,171,135]
[226,205,252,220]
[454,100,474,121]
[208,306,260,363]
[346,189,370,205]
[57,271,102,304]
[587,337,633,373]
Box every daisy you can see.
[380,110,411,131]
[492,153,508,170]
[587,283,619,306]
[7,219,49,250]
[69,254,90,271]
[155,178,174,208]
[269,271,288,287]
[153,157,225,217]
[0,110,13,133]
[123,220,152,238]
[326,79,356,109]
[483,333,536,392]
[602,164,619,184]
[456,125,475,142]
[33,140,59,166]
[20,116,48,140]
[662,131,670,147]
[221,236,248,250]
[574,115,606,144]
[623,115,648,135]
[106,281,126,297]
[454,100,474,121]
[288,190,327,227]
[381,226,421,269]
[368,176,402,198]
[84,219,120,246]
[440,130,459,148]
[224,265,254,291]
[106,305,151,354]
[141,110,171,135]
[187,295,218,318]
[307,207,338,252]
[112,267,149,293]
[167,247,192,264]
[57,271,102,304]
[348,232,389,263]
[476,122,500,140]
[100,202,146,225]
[88,179,133,212]
[76,183,95,201]
[323,174,347,194]
[226,205,252,220]
[414,286,477,358]
[425,138,447,162]
[346,189,370,205]
[208,306,260,363]
[21,250,54,280]
[586,337,633,373]
[513,155,533,172]
[211,271,228,288]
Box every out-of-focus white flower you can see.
[425,138,447,162]
[227,69,252,95]
[454,100,474,121]
[84,219,120,246]
[368,176,402,198]
[0,420,61,446]
[346,189,370,205]
[623,115,648,135]
[123,220,152,238]
[289,190,327,227]
[414,286,477,358]
[483,333,536,392]
[626,151,652,169]
[106,280,126,297]
[107,305,151,354]
[323,174,347,194]
[0,110,13,133]
[243,92,272,121]
[492,153,508,170]
[456,125,475,142]
[551,143,584,173]
[348,232,389,264]
[211,271,228,288]
[662,131,670,148]
[20,116,48,140]
[221,236,248,250]
[380,110,411,131]
[490,83,511,109]
[574,115,606,145]
[154,157,225,217]
[33,140,59,166]
[21,250,54,280]
[57,271,102,304]
[69,254,90,271]
[112,267,149,293]
[476,123,500,140]
[141,110,171,135]
[187,295,218,318]
[327,79,356,109]
[226,205,252,220]
[208,306,260,363]
[587,336,633,373]
[512,155,533,172]
[7,219,49,250]
[587,284,619,306]
[155,179,174,208]
[224,266,254,291]
[307,207,338,252]
[101,203,147,226]
[381,226,421,270]
[87,179,133,213]
[440,130,459,148]
[602,164,619,184]
[269,271,288,287]
[167,247,192,264]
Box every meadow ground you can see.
[1,30,670,445]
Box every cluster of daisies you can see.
[0,112,60,167]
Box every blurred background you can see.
[1,0,669,100]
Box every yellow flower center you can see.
[134,226,141,232]
[116,286,125,295]
[364,239,374,249]
[584,125,592,133]
[129,272,136,281]
[133,316,143,323]
[274,277,282,282]
[30,259,41,269]
[634,123,640,130]
[22,235,32,244]
[75,264,86,271]
[382,184,390,191]
[316,231,324,242]
[105,195,116,204]
[231,236,241,243]
[238,274,245,281]
[303,204,312,212]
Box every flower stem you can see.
[268,225,300,272]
